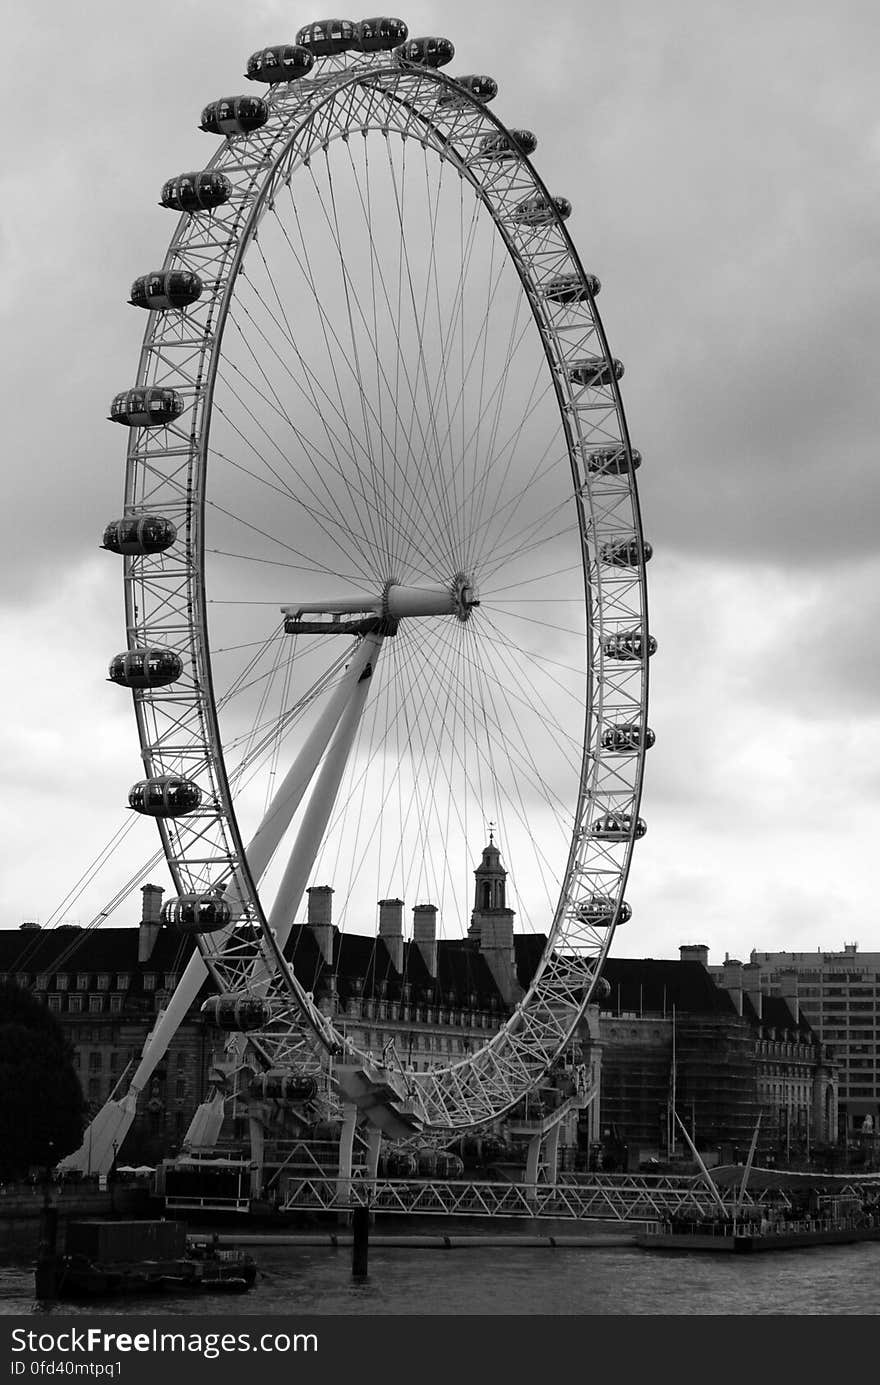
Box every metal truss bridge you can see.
[166,1171,778,1223]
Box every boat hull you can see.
[637,1223,880,1254]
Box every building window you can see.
[15,974,30,988]
[87,1078,101,1102]
[76,974,89,991]
[88,1052,102,1072]
[109,1052,119,1072]
[142,974,156,991]
[175,1080,187,1100]
[48,996,62,1014]
[55,974,69,992]
[35,974,50,991]
[97,974,110,992]
[115,974,130,991]
[88,996,103,1014]
[68,995,83,1014]
[109,995,123,1014]
[164,974,178,991]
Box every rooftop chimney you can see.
[138,883,164,963]
[307,885,334,965]
[679,944,709,968]
[720,958,744,1016]
[412,903,437,978]
[780,973,799,1026]
[743,962,763,1021]
[378,898,404,973]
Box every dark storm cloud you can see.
[4,0,879,964]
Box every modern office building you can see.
[704,944,879,1140]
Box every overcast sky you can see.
[2,0,878,968]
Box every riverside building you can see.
[705,944,880,1142]
[0,848,839,1177]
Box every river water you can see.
[2,1239,879,1315]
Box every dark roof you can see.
[599,958,739,1017]
[0,926,195,1001]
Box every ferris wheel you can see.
[103,17,652,1139]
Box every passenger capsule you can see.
[354,17,408,51]
[585,445,641,476]
[513,194,572,226]
[592,812,647,841]
[437,74,498,107]
[543,272,601,303]
[248,1070,319,1102]
[200,96,269,136]
[601,723,655,753]
[160,171,232,213]
[295,19,358,55]
[201,995,271,1030]
[109,387,185,427]
[128,776,202,818]
[101,515,177,555]
[435,1152,464,1178]
[380,1151,418,1177]
[600,537,653,567]
[245,44,314,82]
[479,128,537,159]
[108,647,183,690]
[394,36,455,67]
[593,976,613,1000]
[603,629,657,661]
[568,357,624,388]
[415,1147,438,1176]
[130,270,203,311]
[576,895,632,926]
[162,893,232,933]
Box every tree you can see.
[0,983,85,1179]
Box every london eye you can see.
[85,16,652,1163]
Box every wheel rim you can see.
[115,46,650,1132]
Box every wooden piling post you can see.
[351,1204,370,1278]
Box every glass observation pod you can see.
[585,445,641,476]
[161,892,231,933]
[437,74,498,106]
[600,537,653,567]
[201,995,271,1031]
[603,629,657,661]
[128,776,202,818]
[416,1150,465,1178]
[380,1151,418,1177]
[601,722,656,752]
[568,357,624,388]
[513,194,572,226]
[543,272,601,303]
[295,18,358,54]
[108,647,183,690]
[200,96,269,136]
[592,813,647,841]
[245,45,315,82]
[479,128,538,159]
[130,270,203,311]
[159,171,232,213]
[247,1071,319,1101]
[354,18,409,52]
[109,387,184,428]
[576,895,633,925]
[394,36,455,67]
[101,515,177,555]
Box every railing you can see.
[275,1173,735,1220]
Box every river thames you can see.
[2,1239,879,1315]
